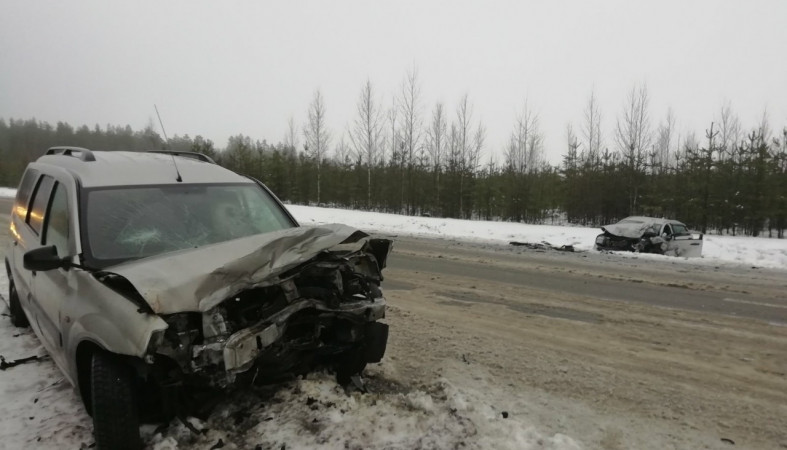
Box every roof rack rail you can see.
[46,146,96,162]
[147,150,216,164]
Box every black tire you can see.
[91,351,142,450]
[336,347,367,385]
[8,280,29,328]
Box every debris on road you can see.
[0,354,46,370]
[509,241,575,252]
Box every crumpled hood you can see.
[601,218,661,239]
[109,224,370,314]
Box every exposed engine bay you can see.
[153,241,391,388]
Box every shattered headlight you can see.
[202,307,230,340]
[161,312,202,350]
[144,328,166,363]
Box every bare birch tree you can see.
[615,84,652,169]
[425,102,447,211]
[564,123,579,171]
[284,116,299,156]
[348,79,384,208]
[615,83,652,213]
[505,100,542,174]
[471,121,485,173]
[757,108,772,144]
[653,108,676,172]
[386,99,403,210]
[398,67,422,215]
[683,131,699,153]
[303,89,331,204]
[718,101,741,159]
[333,134,351,166]
[582,89,603,165]
[454,94,484,217]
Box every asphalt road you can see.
[385,235,787,325]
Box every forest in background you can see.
[1,77,785,238]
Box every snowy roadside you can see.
[0,272,582,450]
[0,276,94,449]
[286,204,787,270]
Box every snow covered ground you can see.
[0,272,581,450]
[287,204,787,270]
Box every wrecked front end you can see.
[594,232,637,252]
[154,240,391,389]
[595,218,653,252]
[596,228,668,254]
[109,225,393,416]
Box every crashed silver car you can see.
[5,147,391,449]
[595,216,703,257]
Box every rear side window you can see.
[43,183,70,254]
[27,175,55,235]
[13,169,39,218]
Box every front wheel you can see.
[91,351,141,450]
[335,347,367,385]
[335,322,389,385]
[8,280,29,328]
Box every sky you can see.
[1,0,785,164]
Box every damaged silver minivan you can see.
[5,147,391,449]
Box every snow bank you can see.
[287,205,787,270]
[288,204,599,251]
[702,234,787,269]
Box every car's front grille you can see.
[222,286,289,331]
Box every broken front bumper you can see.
[217,297,386,373]
[159,294,390,389]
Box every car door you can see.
[15,173,58,342]
[8,169,41,324]
[670,223,703,257]
[659,224,679,255]
[30,180,73,370]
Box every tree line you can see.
[1,75,785,237]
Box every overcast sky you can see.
[1,0,785,164]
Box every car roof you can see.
[34,150,249,188]
[620,216,686,226]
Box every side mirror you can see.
[23,246,68,271]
